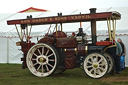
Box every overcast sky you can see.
[0,0,128,13]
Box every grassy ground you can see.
[0,64,128,85]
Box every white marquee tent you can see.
[0,7,128,67]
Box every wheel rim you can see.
[83,53,108,78]
[104,53,114,73]
[26,43,57,77]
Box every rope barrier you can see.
[0,33,128,39]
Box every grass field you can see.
[0,64,128,85]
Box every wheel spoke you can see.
[49,59,55,62]
[37,64,41,71]
[89,68,94,73]
[98,58,103,63]
[87,61,93,64]
[90,57,94,62]
[47,63,54,68]
[33,53,38,57]
[46,65,49,72]
[99,63,107,66]
[38,49,41,55]
[33,62,38,66]
[86,65,93,68]
[45,49,49,56]
[97,69,101,75]
[42,46,44,55]
[31,58,36,61]
[47,53,54,58]
[99,67,105,72]
[94,69,97,76]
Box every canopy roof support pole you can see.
[60,23,62,35]
[56,23,58,36]
[90,8,97,45]
[112,17,116,40]
[109,17,112,41]
[114,18,116,39]
[20,25,23,41]
[29,25,32,38]
[80,22,82,28]
[112,19,115,40]
[26,25,28,42]
[107,17,116,41]
[15,24,22,41]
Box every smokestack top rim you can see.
[89,8,97,14]
[89,8,97,10]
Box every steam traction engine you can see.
[7,8,121,78]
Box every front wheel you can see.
[26,43,59,77]
[83,53,109,79]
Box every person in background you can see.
[117,38,126,70]
[115,41,122,73]
[117,38,126,56]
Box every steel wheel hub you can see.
[93,62,99,69]
[39,57,46,63]
[37,55,48,65]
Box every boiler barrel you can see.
[64,45,105,57]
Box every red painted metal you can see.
[65,48,76,57]
[52,31,67,38]
[65,45,88,57]
[96,41,112,46]
[65,57,76,69]
[20,42,35,68]
[56,37,76,47]
[38,36,55,44]
[7,12,120,25]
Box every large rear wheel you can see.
[26,43,59,77]
[83,53,108,79]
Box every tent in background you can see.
[18,7,48,13]
[0,7,128,67]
